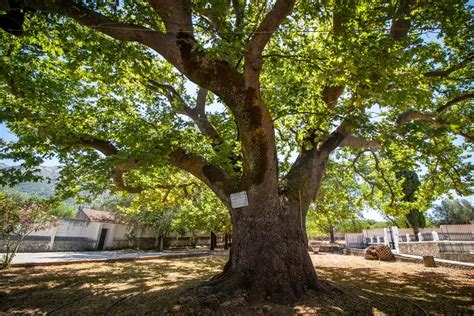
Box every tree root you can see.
[314,278,344,295]
[184,267,342,308]
[103,292,137,315]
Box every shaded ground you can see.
[311,253,473,315]
[0,253,472,315]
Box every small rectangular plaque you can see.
[230,191,248,208]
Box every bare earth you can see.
[0,252,472,315]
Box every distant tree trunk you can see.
[224,233,230,250]
[210,231,217,251]
[329,224,335,244]
[156,235,164,251]
[413,226,420,241]
[191,230,197,248]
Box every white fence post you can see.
[392,226,399,252]
[418,232,423,241]
[49,226,58,250]
[406,233,410,242]
[383,228,389,246]
[432,231,439,241]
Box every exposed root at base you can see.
[181,272,344,313]
[174,278,389,315]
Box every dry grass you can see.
[310,253,474,315]
[0,253,472,315]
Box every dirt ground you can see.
[0,252,472,315]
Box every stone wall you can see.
[438,242,474,253]
[51,236,96,251]
[398,241,474,263]
[0,236,51,252]
[398,242,441,257]
[439,253,474,263]
[0,235,98,252]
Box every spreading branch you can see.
[170,149,236,205]
[25,0,180,64]
[56,134,237,198]
[244,0,295,88]
[435,92,474,114]
[390,0,414,40]
[396,92,474,141]
[147,81,224,147]
[397,110,473,141]
[24,0,243,110]
[148,0,194,34]
[339,135,381,149]
[424,54,473,78]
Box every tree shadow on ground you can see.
[315,264,473,315]
[0,257,224,315]
[0,256,472,315]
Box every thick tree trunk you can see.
[205,197,321,304]
[210,231,217,251]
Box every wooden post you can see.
[423,256,436,267]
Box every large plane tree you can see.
[0,1,472,303]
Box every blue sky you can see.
[0,123,60,165]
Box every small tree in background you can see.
[397,171,426,239]
[172,188,230,250]
[430,199,474,225]
[0,194,57,269]
[307,161,362,242]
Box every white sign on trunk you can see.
[230,191,248,209]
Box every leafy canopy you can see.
[0,1,472,220]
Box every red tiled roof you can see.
[79,208,120,224]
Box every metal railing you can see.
[422,233,434,241]
[438,232,474,241]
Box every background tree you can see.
[396,170,426,239]
[307,161,362,242]
[115,201,176,251]
[0,1,472,302]
[429,199,474,225]
[0,194,57,269]
[172,187,230,250]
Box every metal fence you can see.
[439,232,474,241]
[347,242,366,249]
[422,233,434,241]
[397,232,474,242]
[399,235,418,242]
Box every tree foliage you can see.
[429,199,474,225]
[0,1,471,208]
[0,193,57,268]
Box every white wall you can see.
[112,224,130,240]
[55,219,101,239]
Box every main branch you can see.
[244,0,295,89]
